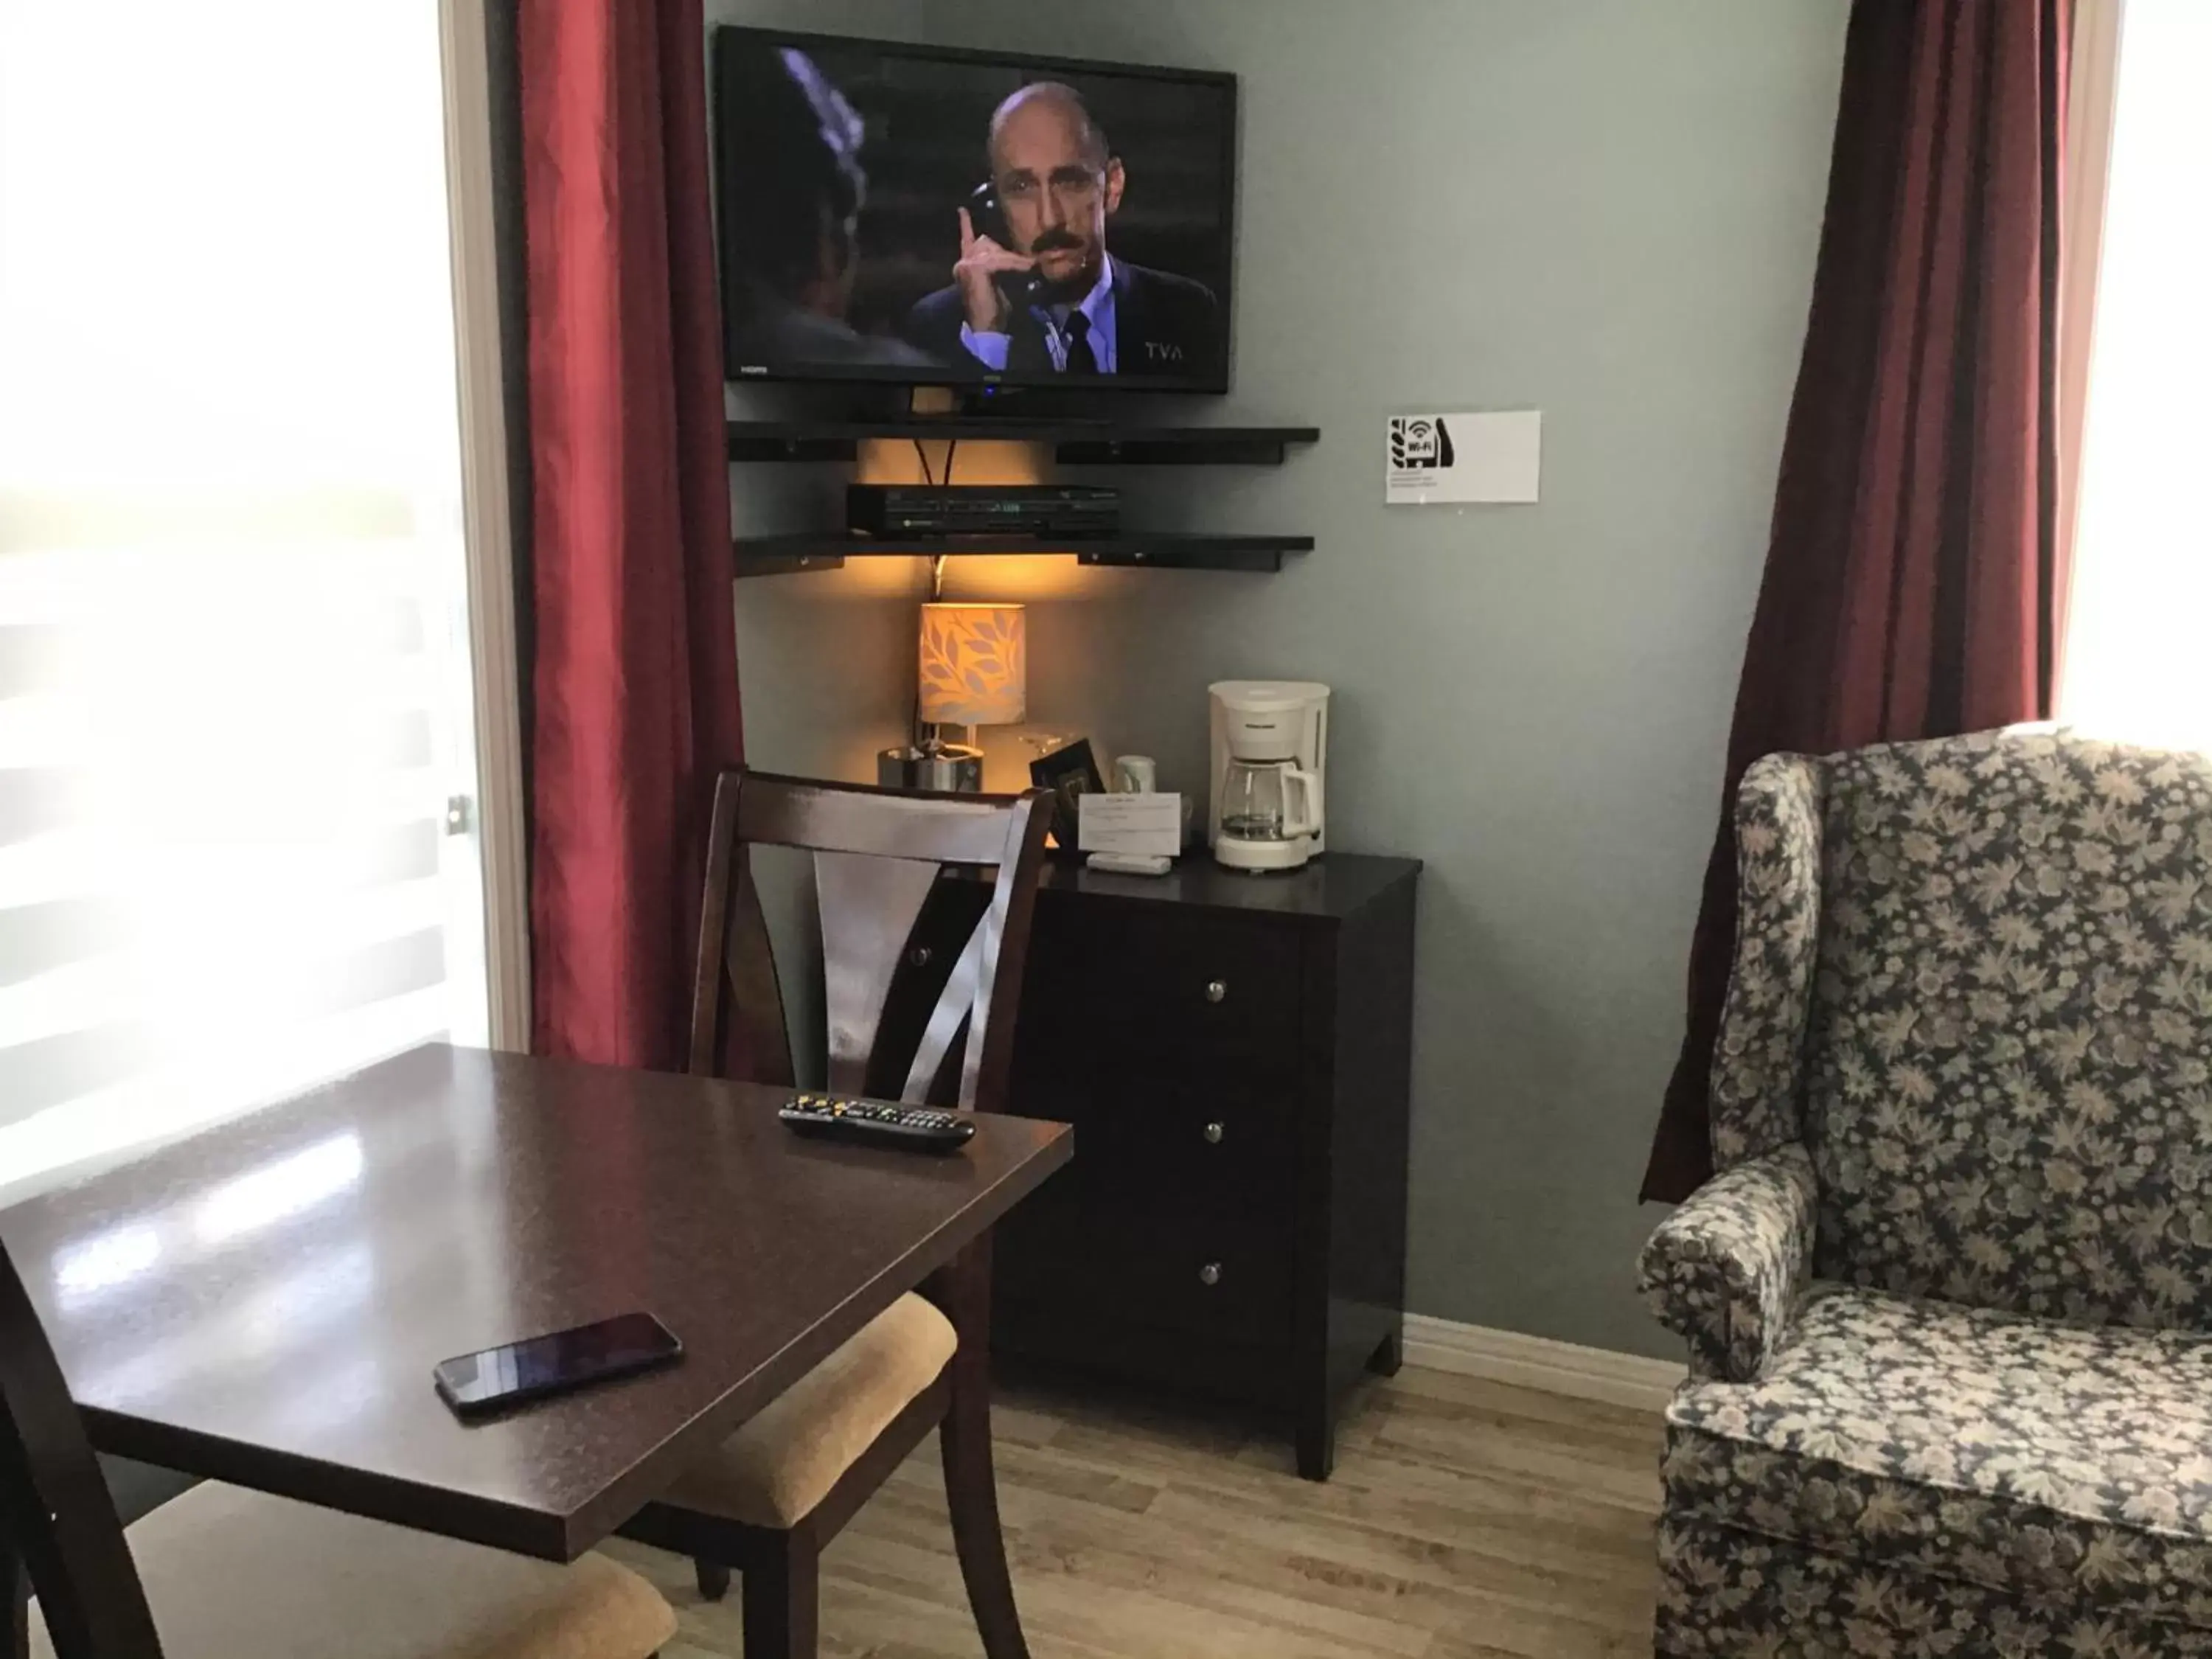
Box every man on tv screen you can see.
[903,82,1219,379]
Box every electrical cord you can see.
[910,439,959,601]
[908,437,961,487]
[908,434,964,728]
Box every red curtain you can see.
[1641,0,2071,1202]
[518,0,742,1069]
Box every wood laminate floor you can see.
[603,1366,1665,1658]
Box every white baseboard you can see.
[1400,1314,1685,1414]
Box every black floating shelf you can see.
[726,419,1318,467]
[732,532,1312,577]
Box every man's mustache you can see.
[1029,229,1084,254]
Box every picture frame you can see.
[1028,737,1105,850]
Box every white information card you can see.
[1077,792,1183,858]
[1385,409,1542,505]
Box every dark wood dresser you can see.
[992,852,1420,1478]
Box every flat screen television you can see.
[712,28,1237,394]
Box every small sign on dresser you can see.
[1077,791,1183,858]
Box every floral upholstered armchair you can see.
[1638,731,2212,1658]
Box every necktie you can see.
[1062,310,1098,375]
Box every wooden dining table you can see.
[0,1042,1072,1563]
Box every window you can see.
[0,6,490,1196]
[2061,0,2212,753]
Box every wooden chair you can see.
[617,769,1052,1659]
[0,1231,675,1659]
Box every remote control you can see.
[778,1093,977,1155]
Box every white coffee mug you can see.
[1113,754,1158,793]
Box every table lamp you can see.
[877,602,1026,792]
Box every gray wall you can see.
[717,0,1848,1356]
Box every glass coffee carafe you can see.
[1218,757,1321,844]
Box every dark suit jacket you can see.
[903,259,1220,379]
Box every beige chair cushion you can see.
[660,1290,956,1529]
[31,1481,675,1659]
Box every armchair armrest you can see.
[1638,1144,1816,1382]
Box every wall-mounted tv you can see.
[712,28,1237,394]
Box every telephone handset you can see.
[967,181,1044,309]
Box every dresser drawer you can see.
[1015,1070,1296,1222]
[996,1201,1292,1348]
[1019,902,1301,1064]
[994,1312,1295,1412]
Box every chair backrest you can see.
[0,1234,165,1658]
[1799,729,2212,1328]
[688,769,1052,1112]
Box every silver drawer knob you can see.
[1205,979,1227,1004]
[1198,1262,1222,1287]
[1203,1121,1225,1144]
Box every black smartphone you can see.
[967,181,1043,307]
[432,1312,682,1419]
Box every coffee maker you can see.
[1208,681,1329,872]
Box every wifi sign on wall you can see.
[1385,410,1543,506]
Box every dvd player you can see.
[847,484,1120,538]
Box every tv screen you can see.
[713,29,1237,394]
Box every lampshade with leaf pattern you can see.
[918,602,1026,728]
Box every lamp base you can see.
[877,744,983,793]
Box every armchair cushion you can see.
[1664,1283,2212,1628]
[1638,1144,1817,1382]
[1802,733,2212,1328]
